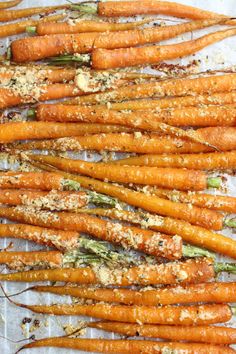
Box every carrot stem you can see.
[225,218,236,229]
[207,177,222,189]
[214,262,236,274]
[49,54,90,65]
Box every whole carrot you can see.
[147,188,236,214]
[0,171,81,191]
[10,301,234,326]
[17,337,234,354]
[31,281,236,306]
[0,223,79,251]
[113,151,236,170]
[12,129,236,154]
[0,258,216,285]
[0,207,183,260]
[0,122,133,143]
[28,154,219,192]
[90,322,236,345]
[0,0,22,9]
[66,73,236,105]
[83,208,236,260]
[11,18,224,62]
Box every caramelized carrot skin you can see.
[0,172,63,190]
[90,322,236,345]
[0,5,67,22]
[0,251,62,269]
[0,0,22,10]
[19,337,235,354]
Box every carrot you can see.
[10,300,234,326]
[35,18,152,35]
[0,5,68,22]
[90,322,236,345]
[92,28,236,69]
[0,250,63,269]
[25,159,226,231]
[113,151,236,170]
[34,103,236,128]
[28,154,219,192]
[0,0,22,9]
[17,337,234,354]
[12,129,236,154]
[0,171,81,191]
[0,14,65,38]
[0,122,133,143]
[11,18,224,62]
[0,223,79,251]
[0,257,229,286]
[0,207,182,260]
[146,188,236,214]
[66,73,236,105]
[31,281,236,306]
[100,91,236,111]
[80,207,236,259]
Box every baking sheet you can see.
[0,0,236,353]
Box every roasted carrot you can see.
[0,122,133,143]
[10,300,234,326]
[66,73,236,105]
[0,223,79,251]
[113,151,236,170]
[34,103,236,128]
[0,257,232,286]
[0,14,65,38]
[13,129,236,154]
[146,188,236,214]
[25,159,226,231]
[18,337,234,354]
[0,207,183,260]
[11,18,224,62]
[0,250,63,269]
[0,5,68,22]
[90,322,236,345]
[92,28,236,69]
[35,18,152,35]
[28,154,220,192]
[100,91,236,111]
[0,0,22,9]
[0,171,81,191]
[31,281,236,306]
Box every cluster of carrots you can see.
[0,0,236,353]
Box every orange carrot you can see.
[28,154,218,191]
[90,322,236,345]
[25,159,225,231]
[0,5,68,22]
[0,171,80,191]
[0,0,22,9]
[18,337,234,354]
[0,258,219,285]
[0,207,182,260]
[67,73,236,105]
[34,103,236,127]
[36,18,152,35]
[0,14,65,38]
[92,28,236,69]
[12,301,233,326]
[0,250,62,269]
[0,122,133,143]
[113,151,236,170]
[11,18,224,62]
[31,281,236,306]
[146,188,236,214]
[82,208,236,260]
[0,223,79,251]
[12,129,236,154]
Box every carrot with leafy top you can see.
[90,322,236,345]
[17,337,234,354]
[0,122,133,143]
[31,282,236,306]
[66,73,236,105]
[0,0,22,9]
[11,18,224,62]
[146,188,236,214]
